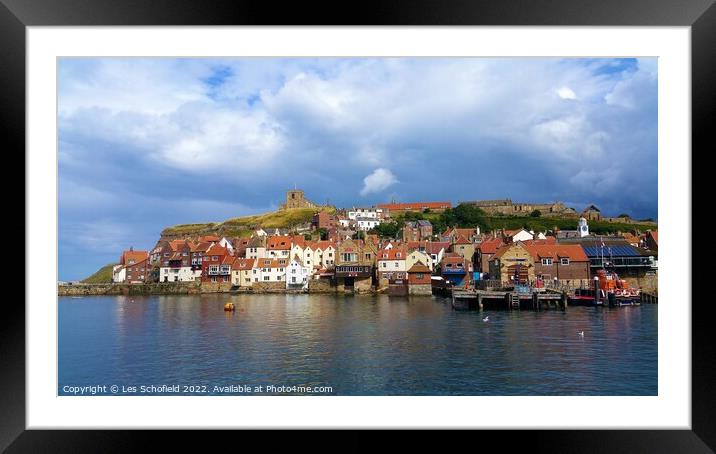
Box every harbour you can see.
[58,293,658,396]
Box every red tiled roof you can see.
[206,244,228,256]
[522,243,588,261]
[267,235,291,250]
[648,230,658,244]
[378,247,407,261]
[442,255,466,264]
[253,258,289,269]
[425,241,450,254]
[120,250,148,265]
[477,238,503,254]
[453,235,471,245]
[408,261,431,273]
[232,258,255,270]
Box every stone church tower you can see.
[281,188,318,210]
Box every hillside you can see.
[161,207,335,239]
[81,263,116,283]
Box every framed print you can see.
[4,0,714,450]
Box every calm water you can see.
[58,294,657,396]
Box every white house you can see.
[286,256,311,289]
[377,247,407,279]
[406,249,434,272]
[112,265,126,283]
[347,208,378,220]
[312,241,336,268]
[355,217,381,231]
[251,257,288,283]
[266,235,291,259]
[160,264,198,282]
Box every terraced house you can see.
[335,238,374,292]
[112,248,150,283]
[201,244,232,283]
[251,257,288,283]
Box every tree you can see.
[303,234,312,240]
[530,210,541,218]
[316,228,328,240]
[354,230,366,240]
[368,221,401,239]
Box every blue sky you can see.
[59,57,657,280]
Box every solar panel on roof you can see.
[582,245,641,257]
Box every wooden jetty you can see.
[640,292,658,304]
[451,288,567,311]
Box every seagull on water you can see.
[482,316,489,322]
[577,330,584,337]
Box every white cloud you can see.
[557,86,577,100]
[360,168,398,196]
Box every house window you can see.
[416,273,424,279]
[382,262,386,268]
[542,258,553,265]
[263,276,269,281]
[560,258,570,265]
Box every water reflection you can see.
[59,294,657,395]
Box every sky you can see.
[59,57,657,280]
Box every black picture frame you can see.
[3,0,712,450]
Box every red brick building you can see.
[201,244,231,283]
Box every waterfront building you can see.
[406,249,434,272]
[159,241,198,282]
[377,247,407,281]
[440,253,472,287]
[113,248,150,283]
[558,236,657,278]
[407,261,432,295]
[312,240,336,268]
[286,256,311,290]
[201,244,232,283]
[190,241,211,272]
[488,242,535,285]
[522,241,591,286]
[335,238,373,291]
[251,257,288,283]
[231,258,255,287]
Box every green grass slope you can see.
[162,207,335,238]
[81,263,116,283]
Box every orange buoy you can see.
[224,302,235,312]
